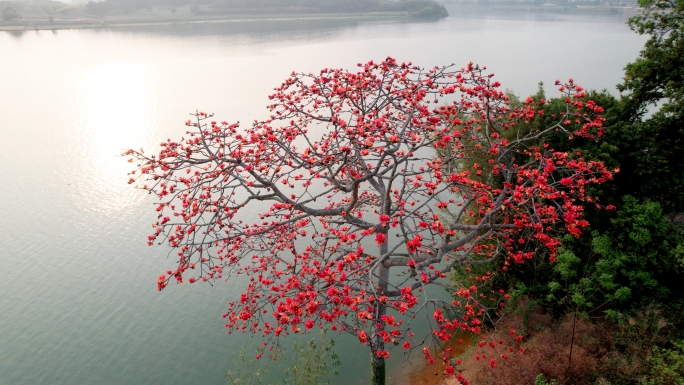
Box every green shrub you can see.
[535,374,558,385]
[642,341,684,385]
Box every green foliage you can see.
[509,291,543,335]
[529,87,683,213]
[541,196,683,318]
[642,341,684,385]
[226,334,340,385]
[617,0,684,212]
[497,80,684,314]
[599,112,684,213]
[535,374,558,385]
[621,0,684,120]
[677,244,684,269]
[591,197,682,299]
[595,307,684,385]
[444,2,684,383]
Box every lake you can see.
[0,7,646,385]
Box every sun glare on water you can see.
[82,63,152,150]
[74,62,158,216]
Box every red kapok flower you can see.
[375,233,387,245]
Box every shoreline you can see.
[1,4,641,32]
[394,332,474,385]
[0,12,412,32]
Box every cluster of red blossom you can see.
[125,57,612,379]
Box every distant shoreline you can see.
[447,3,640,15]
[0,4,641,32]
[0,12,412,32]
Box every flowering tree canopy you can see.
[125,57,612,385]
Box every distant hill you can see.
[0,0,447,31]
[82,0,449,18]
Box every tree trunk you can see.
[370,353,386,385]
[370,235,390,385]
[370,315,387,385]
[568,307,578,367]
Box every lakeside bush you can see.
[443,1,684,384]
[457,299,683,385]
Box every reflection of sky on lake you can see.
[0,7,645,385]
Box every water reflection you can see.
[81,63,148,151]
[6,29,26,38]
[74,62,153,216]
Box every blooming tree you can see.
[125,58,612,385]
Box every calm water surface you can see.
[0,8,645,385]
